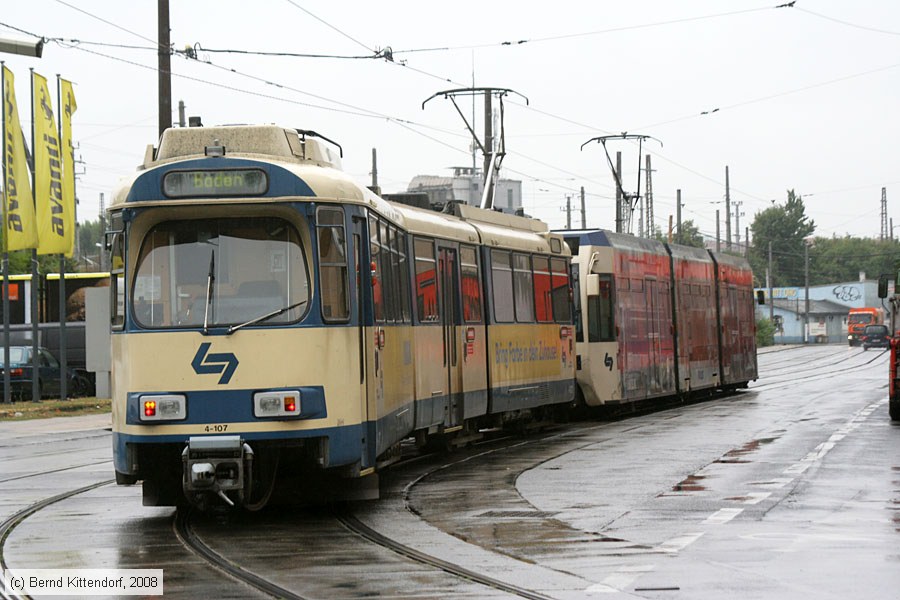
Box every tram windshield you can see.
[133,217,309,328]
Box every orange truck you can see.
[847,306,885,346]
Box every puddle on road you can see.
[715,437,779,464]
[671,474,708,492]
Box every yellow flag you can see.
[59,78,77,258]
[33,71,70,256]
[2,66,39,252]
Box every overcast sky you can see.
[2,1,898,242]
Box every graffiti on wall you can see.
[832,285,861,303]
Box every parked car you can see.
[862,324,891,350]
[0,346,90,400]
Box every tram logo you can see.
[191,342,239,384]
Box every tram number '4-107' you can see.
[204,424,229,433]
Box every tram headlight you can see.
[139,394,187,421]
[254,390,302,417]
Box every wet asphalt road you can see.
[1,344,898,599]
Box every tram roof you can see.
[560,229,667,255]
[393,203,567,254]
[108,124,565,256]
[110,125,398,216]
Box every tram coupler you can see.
[182,436,254,508]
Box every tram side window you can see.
[550,257,571,323]
[533,256,553,322]
[393,227,411,322]
[588,275,615,342]
[369,217,410,324]
[109,230,125,329]
[513,253,534,323]
[572,265,583,342]
[491,250,515,323]
[369,215,384,322]
[317,207,349,322]
[381,221,398,321]
[460,245,482,323]
[414,237,439,323]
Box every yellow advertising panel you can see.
[59,78,77,258]
[1,66,39,251]
[32,71,70,256]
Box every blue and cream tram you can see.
[109,124,575,508]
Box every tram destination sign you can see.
[163,168,268,198]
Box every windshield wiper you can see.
[203,250,215,334]
[226,300,308,335]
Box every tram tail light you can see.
[254,390,301,417]
[139,394,187,422]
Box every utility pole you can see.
[881,187,888,240]
[580,186,586,229]
[638,193,643,237]
[615,152,623,233]
[744,227,749,257]
[725,165,732,251]
[177,100,185,127]
[733,200,744,251]
[716,210,721,252]
[645,154,654,238]
[676,189,682,244]
[565,195,572,229]
[370,148,378,191]
[483,93,492,186]
[158,0,171,137]
[804,243,810,343]
[99,193,107,271]
[768,241,774,323]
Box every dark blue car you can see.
[0,346,90,400]
[862,324,891,350]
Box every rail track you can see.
[173,509,308,600]
[0,479,114,600]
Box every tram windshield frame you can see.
[132,217,309,329]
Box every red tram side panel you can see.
[668,245,720,394]
[710,251,758,388]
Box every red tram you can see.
[561,229,758,407]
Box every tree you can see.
[756,318,775,347]
[652,219,705,248]
[807,236,900,285]
[673,219,705,248]
[748,190,815,287]
[78,219,105,261]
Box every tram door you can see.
[352,218,372,469]
[439,246,463,428]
